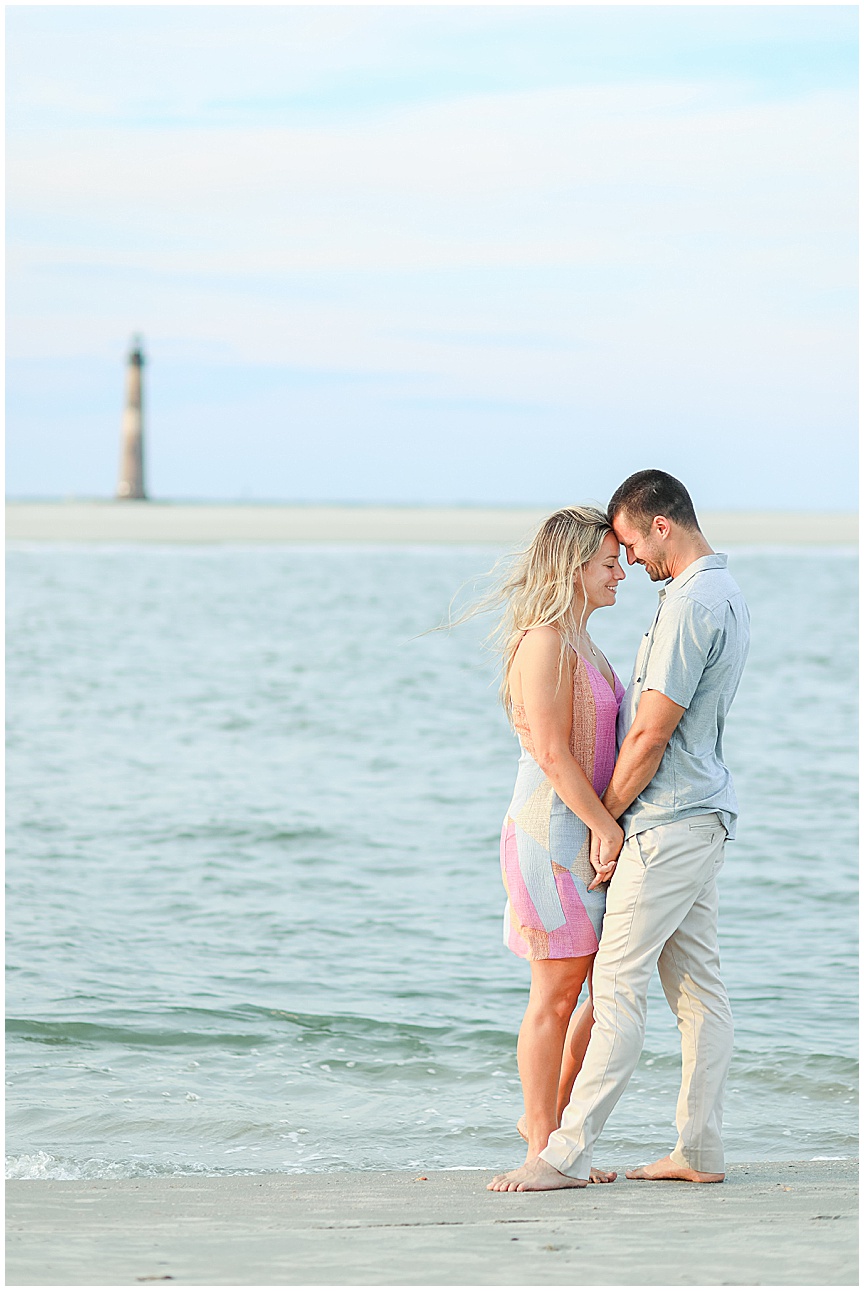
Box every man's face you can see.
[611,511,672,582]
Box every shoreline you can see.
[6,501,858,545]
[6,1160,858,1285]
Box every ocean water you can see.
[6,542,858,1180]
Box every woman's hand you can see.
[588,824,624,890]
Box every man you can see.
[489,469,750,1192]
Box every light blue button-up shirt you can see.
[617,553,750,840]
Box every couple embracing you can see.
[488,469,750,1192]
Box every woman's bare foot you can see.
[516,1117,615,1182]
[488,1157,588,1192]
[625,1154,724,1183]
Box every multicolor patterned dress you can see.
[500,645,625,960]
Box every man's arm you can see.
[602,689,686,820]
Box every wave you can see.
[7,1008,859,1102]
[7,1146,855,1183]
[5,1150,303,1181]
[5,1004,514,1052]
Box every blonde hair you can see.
[448,505,612,716]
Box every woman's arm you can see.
[514,629,624,884]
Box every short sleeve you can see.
[642,598,720,710]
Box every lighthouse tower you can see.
[116,336,147,500]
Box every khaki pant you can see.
[540,813,733,1179]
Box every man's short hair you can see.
[607,469,700,533]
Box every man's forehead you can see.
[612,514,641,542]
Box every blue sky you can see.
[6,5,858,508]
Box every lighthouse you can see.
[116,336,147,500]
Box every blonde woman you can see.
[496,507,625,1174]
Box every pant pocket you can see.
[688,815,723,845]
[688,814,720,831]
[633,831,659,869]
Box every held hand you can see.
[587,861,616,890]
[588,825,624,890]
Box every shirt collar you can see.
[658,553,728,600]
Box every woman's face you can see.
[580,531,626,611]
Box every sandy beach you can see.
[5,501,858,545]
[6,1161,857,1286]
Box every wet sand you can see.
[5,501,858,545]
[5,1160,858,1286]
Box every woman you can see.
[495,507,626,1167]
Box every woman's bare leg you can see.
[516,956,592,1160]
[517,964,595,1134]
[557,991,594,1120]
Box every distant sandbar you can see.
[5,501,857,546]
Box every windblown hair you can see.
[607,469,700,534]
[449,506,612,716]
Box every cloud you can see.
[5,9,857,505]
[7,5,857,132]
[7,83,854,391]
[9,80,854,209]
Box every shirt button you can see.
[636,677,641,682]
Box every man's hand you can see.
[588,824,624,888]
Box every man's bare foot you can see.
[487,1157,588,1192]
[625,1154,724,1183]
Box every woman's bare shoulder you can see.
[509,627,569,706]
[515,626,563,659]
